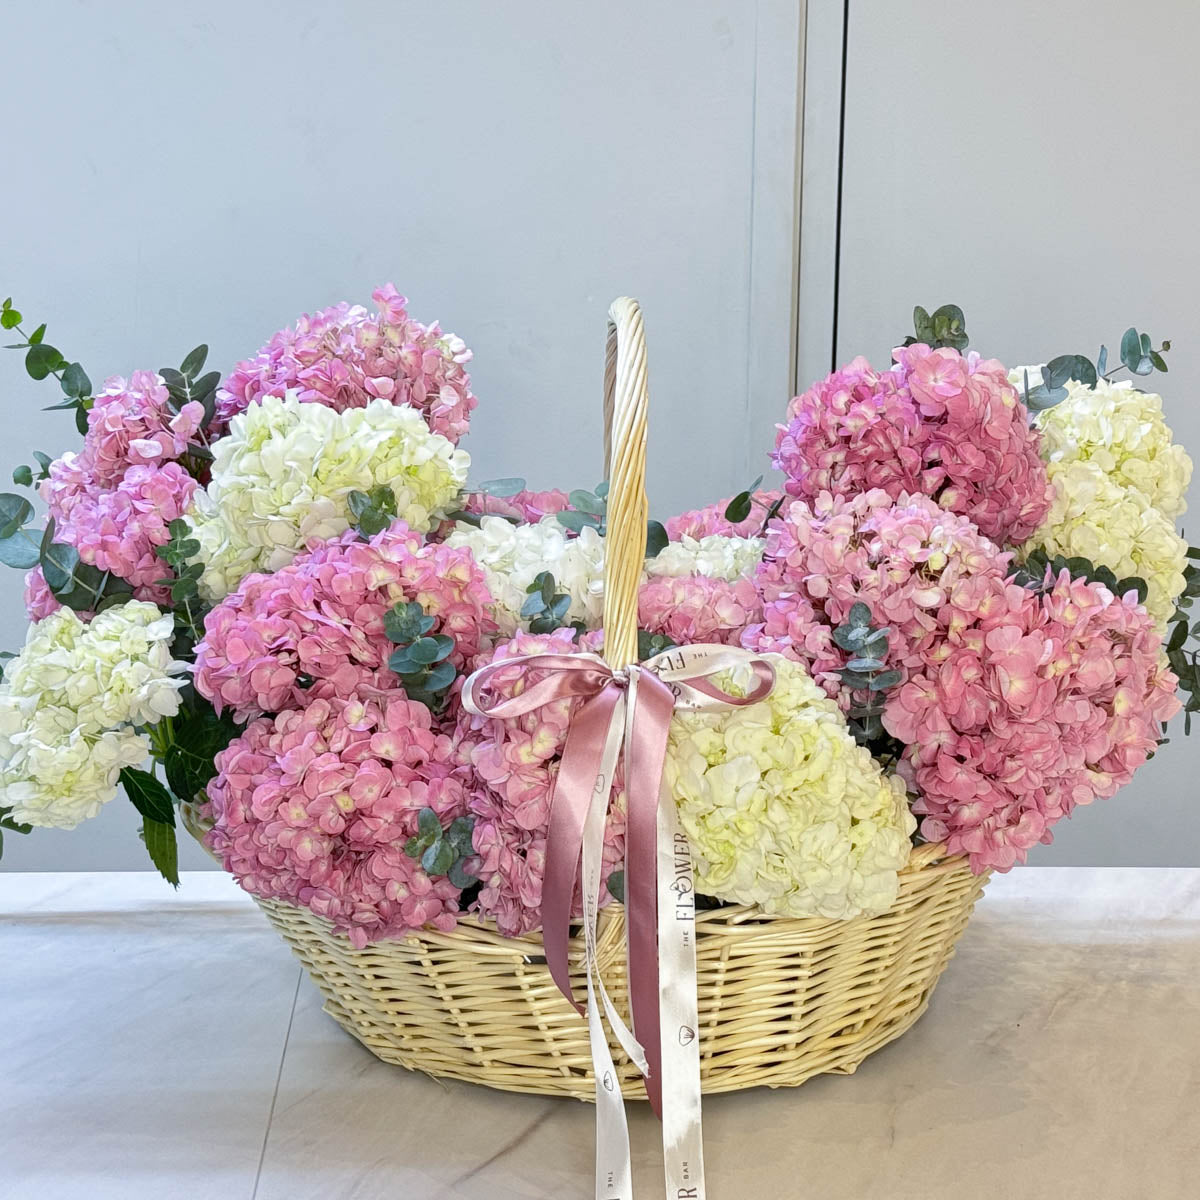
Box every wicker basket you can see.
[186,297,989,1101]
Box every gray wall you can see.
[836,0,1200,864]
[0,0,802,869]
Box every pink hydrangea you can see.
[889,572,1181,872]
[204,694,474,947]
[195,523,496,721]
[23,567,64,621]
[216,284,476,444]
[462,487,573,524]
[744,490,1012,703]
[84,371,205,486]
[456,628,626,937]
[774,347,1053,545]
[665,489,784,540]
[40,460,197,600]
[638,574,762,646]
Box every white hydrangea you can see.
[0,602,188,829]
[1014,372,1192,518]
[644,534,764,582]
[664,655,915,920]
[445,516,606,634]
[1032,459,1188,629]
[187,393,469,600]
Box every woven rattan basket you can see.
[186,297,988,1100]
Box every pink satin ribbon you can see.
[461,647,775,1117]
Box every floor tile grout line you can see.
[251,966,304,1200]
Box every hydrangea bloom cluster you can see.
[1026,376,1193,518]
[746,490,1011,703]
[186,393,469,600]
[0,601,187,829]
[36,372,202,610]
[639,534,764,646]
[216,284,476,444]
[1030,460,1187,629]
[445,517,606,634]
[195,523,494,721]
[664,489,782,540]
[888,573,1181,872]
[456,629,626,936]
[663,655,915,918]
[644,533,764,582]
[204,695,472,947]
[774,347,1052,545]
[462,487,573,524]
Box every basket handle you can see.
[601,297,649,669]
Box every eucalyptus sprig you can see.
[722,475,785,537]
[519,570,577,635]
[832,602,902,746]
[2,297,94,434]
[404,807,478,888]
[384,600,457,710]
[1020,325,1170,412]
[347,484,398,537]
[637,629,676,661]
[901,303,969,352]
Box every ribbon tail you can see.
[624,670,676,1118]
[542,684,624,1014]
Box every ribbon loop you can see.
[462,644,776,1199]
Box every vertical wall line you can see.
[829,0,850,371]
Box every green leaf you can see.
[645,519,669,558]
[422,839,455,875]
[848,602,872,628]
[27,323,45,345]
[1149,350,1169,373]
[447,858,477,889]
[477,477,527,498]
[1120,327,1141,373]
[0,493,33,539]
[11,465,32,487]
[179,344,208,378]
[60,361,91,399]
[406,637,443,665]
[1167,622,1188,653]
[447,816,475,856]
[0,527,42,569]
[869,669,903,691]
[569,489,605,516]
[606,869,625,903]
[425,660,456,691]
[1096,344,1108,377]
[121,767,176,825]
[388,648,418,674]
[520,591,547,619]
[141,817,180,887]
[548,593,571,622]
[418,807,441,841]
[723,491,752,525]
[845,656,884,672]
[162,700,239,803]
[557,509,601,534]
[1044,354,1097,390]
[0,308,21,330]
[25,343,64,380]
[39,525,79,592]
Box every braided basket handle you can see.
[601,297,649,669]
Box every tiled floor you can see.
[3,868,1198,1199]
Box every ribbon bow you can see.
[462,643,775,1200]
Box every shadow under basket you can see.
[184,807,986,1101]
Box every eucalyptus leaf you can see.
[0,528,42,569]
[25,343,63,380]
[0,493,33,539]
[179,344,209,378]
[569,489,605,516]
[1120,327,1142,373]
[723,491,752,525]
[645,519,669,558]
[477,477,526,498]
[557,509,600,534]
[448,859,477,889]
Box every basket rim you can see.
[181,801,971,949]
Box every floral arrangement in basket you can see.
[0,289,1195,938]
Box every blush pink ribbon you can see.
[462,644,775,1199]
